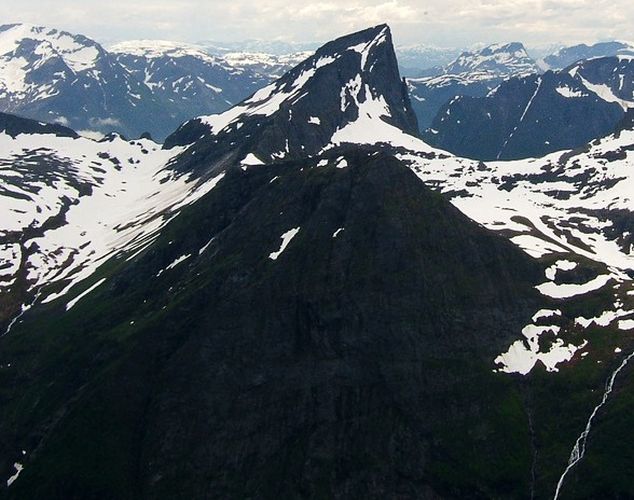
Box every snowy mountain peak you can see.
[166,24,419,156]
[445,41,539,77]
[0,23,102,74]
[0,23,172,139]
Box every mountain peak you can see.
[165,24,419,160]
[0,23,103,73]
[445,41,538,77]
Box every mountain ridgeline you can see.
[0,24,280,141]
[407,42,541,132]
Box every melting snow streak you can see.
[269,227,300,260]
[554,349,634,499]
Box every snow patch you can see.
[66,278,106,311]
[536,275,612,299]
[269,227,300,260]
[6,462,23,487]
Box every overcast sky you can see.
[4,0,633,48]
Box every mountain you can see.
[0,111,221,329]
[0,26,549,498]
[542,40,634,70]
[408,42,540,131]
[164,24,419,154]
[2,24,634,499]
[201,38,319,56]
[0,25,301,142]
[201,40,316,78]
[0,23,170,139]
[424,55,634,160]
[110,40,271,133]
[0,111,78,138]
[444,42,540,76]
[218,51,315,79]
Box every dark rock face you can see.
[424,57,632,160]
[1,149,544,499]
[574,55,634,104]
[0,111,78,138]
[408,78,496,131]
[616,108,634,133]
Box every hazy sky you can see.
[4,0,633,48]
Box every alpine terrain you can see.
[0,24,303,141]
[408,42,541,131]
[1,23,634,500]
[425,54,634,160]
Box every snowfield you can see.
[0,130,229,316]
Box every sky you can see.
[3,0,634,49]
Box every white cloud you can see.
[4,0,634,48]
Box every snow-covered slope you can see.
[394,126,634,375]
[0,115,227,326]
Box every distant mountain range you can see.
[540,41,634,70]
[1,21,632,158]
[0,25,306,141]
[425,55,634,159]
[109,40,271,136]
[0,23,170,139]
[408,42,540,130]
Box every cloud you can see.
[5,0,634,48]
[90,117,122,127]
